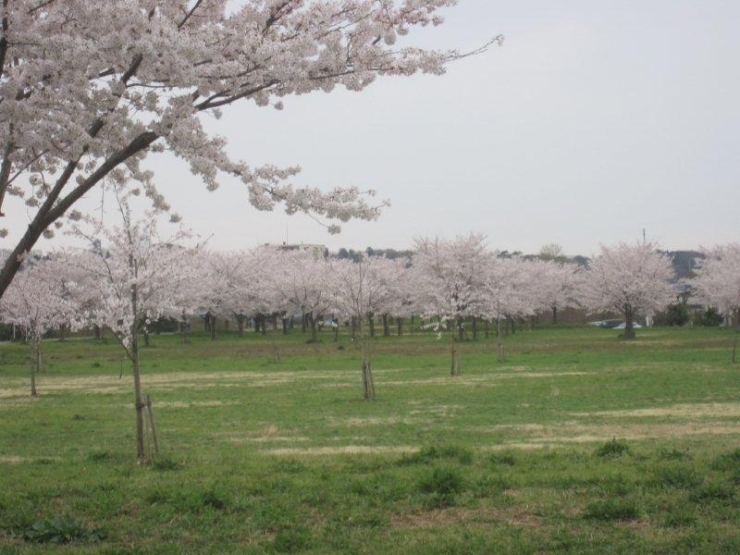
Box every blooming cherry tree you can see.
[581,241,675,339]
[0,0,500,300]
[481,256,537,333]
[270,249,336,342]
[69,189,197,462]
[0,257,83,395]
[531,258,584,324]
[690,244,740,360]
[412,234,490,375]
[691,244,740,322]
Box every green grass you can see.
[1,325,740,553]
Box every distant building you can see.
[271,243,328,259]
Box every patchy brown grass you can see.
[261,445,418,456]
[479,421,740,450]
[578,402,740,419]
[390,506,547,531]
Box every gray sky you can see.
[39,1,740,256]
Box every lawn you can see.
[1,325,739,554]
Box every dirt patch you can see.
[479,421,740,450]
[577,402,740,419]
[390,506,545,530]
[0,455,60,464]
[231,436,310,444]
[327,416,403,427]
[383,371,589,388]
[0,370,350,398]
[155,400,238,408]
[261,445,418,456]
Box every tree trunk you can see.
[236,315,245,338]
[623,305,636,339]
[552,305,558,325]
[450,336,460,376]
[30,338,40,397]
[456,315,464,342]
[282,318,289,335]
[308,313,318,342]
[732,316,739,363]
[382,314,390,337]
[210,315,217,340]
[132,335,146,462]
[351,316,358,340]
[397,318,403,336]
[472,316,478,340]
[367,313,375,337]
[179,314,190,345]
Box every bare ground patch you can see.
[326,416,404,427]
[576,402,740,419]
[382,371,590,388]
[219,423,310,445]
[261,445,418,456]
[390,506,546,531]
[478,421,740,450]
[0,455,60,464]
[0,369,350,398]
[154,400,240,409]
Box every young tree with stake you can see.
[69,187,197,462]
[412,234,489,375]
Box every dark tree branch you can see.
[178,0,204,30]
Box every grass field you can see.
[1,325,740,554]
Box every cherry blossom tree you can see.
[531,258,583,324]
[691,245,740,321]
[0,1,501,301]
[412,234,489,375]
[189,247,279,339]
[581,241,675,339]
[270,249,335,342]
[373,257,412,337]
[332,257,378,398]
[479,255,538,360]
[0,257,83,396]
[690,244,740,360]
[69,188,197,462]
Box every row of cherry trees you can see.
[3,209,740,459]
[6,232,740,361]
[6,231,740,357]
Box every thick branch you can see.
[45,131,159,223]
[0,131,159,299]
[0,0,8,82]
[0,135,13,215]
[178,0,204,30]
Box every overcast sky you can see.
[32,1,740,257]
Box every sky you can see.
[25,0,740,258]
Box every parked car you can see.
[589,319,642,329]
